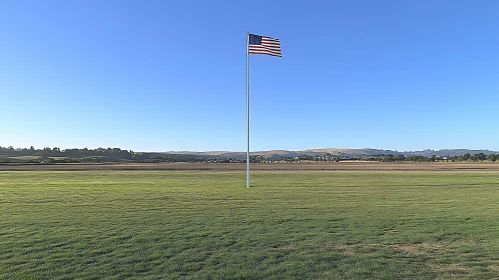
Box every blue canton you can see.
[249,34,262,45]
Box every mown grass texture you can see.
[1,171,499,279]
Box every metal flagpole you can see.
[246,32,250,188]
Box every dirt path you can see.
[1,162,499,171]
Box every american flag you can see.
[248,33,282,57]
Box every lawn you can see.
[1,171,499,279]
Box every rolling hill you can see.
[162,148,498,159]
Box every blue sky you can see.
[1,0,498,152]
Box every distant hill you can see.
[162,148,498,159]
[402,149,497,157]
[1,146,498,163]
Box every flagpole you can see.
[246,32,250,189]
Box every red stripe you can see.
[249,51,282,57]
[249,49,281,55]
[262,39,279,42]
[262,36,279,41]
[249,50,282,56]
[250,40,280,45]
[259,45,280,48]
[249,47,281,54]
[249,46,280,50]
[260,42,280,46]
[249,44,281,49]
[249,45,281,50]
[249,51,282,56]
[249,50,281,54]
[262,40,279,43]
[260,45,280,49]
[262,40,279,44]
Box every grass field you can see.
[1,171,499,279]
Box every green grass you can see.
[6,156,39,160]
[1,171,499,279]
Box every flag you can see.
[248,33,282,57]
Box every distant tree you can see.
[381,154,394,162]
[395,155,406,161]
[407,155,427,162]
[487,154,497,162]
[469,153,485,162]
[476,153,486,161]
[463,153,471,161]
[324,153,332,162]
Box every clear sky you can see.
[1,0,498,152]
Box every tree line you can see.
[1,146,498,164]
[0,146,249,163]
[0,146,134,163]
[364,153,497,162]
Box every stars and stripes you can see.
[248,33,282,57]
